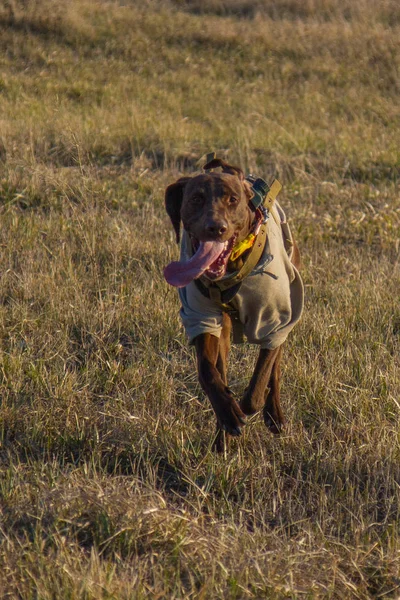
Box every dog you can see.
[164,156,303,452]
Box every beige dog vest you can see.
[178,202,304,349]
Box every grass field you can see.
[0,0,399,597]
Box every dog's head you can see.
[165,158,254,244]
[164,158,255,284]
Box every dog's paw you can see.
[213,387,247,437]
[263,406,284,434]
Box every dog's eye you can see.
[228,196,238,205]
[191,196,203,205]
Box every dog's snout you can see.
[205,219,228,237]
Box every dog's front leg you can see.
[195,333,247,438]
[240,346,284,433]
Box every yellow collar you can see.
[229,232,257,263]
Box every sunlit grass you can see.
[0,0,399,597]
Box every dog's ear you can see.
[165,177,190,243]
[243,179,254,202]
[203,158,244,181]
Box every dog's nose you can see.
[205,220,228,237]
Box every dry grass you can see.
[0,0,399,597]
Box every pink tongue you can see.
[164,241,225,287]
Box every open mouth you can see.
[164,210,263,289]
[163,234,237,288]
[192,234,237,280]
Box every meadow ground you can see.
[0,0,399,597]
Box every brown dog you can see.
[164,157,303,452]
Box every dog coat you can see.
[178,202,304,349]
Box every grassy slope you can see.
[0,0,399,597]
